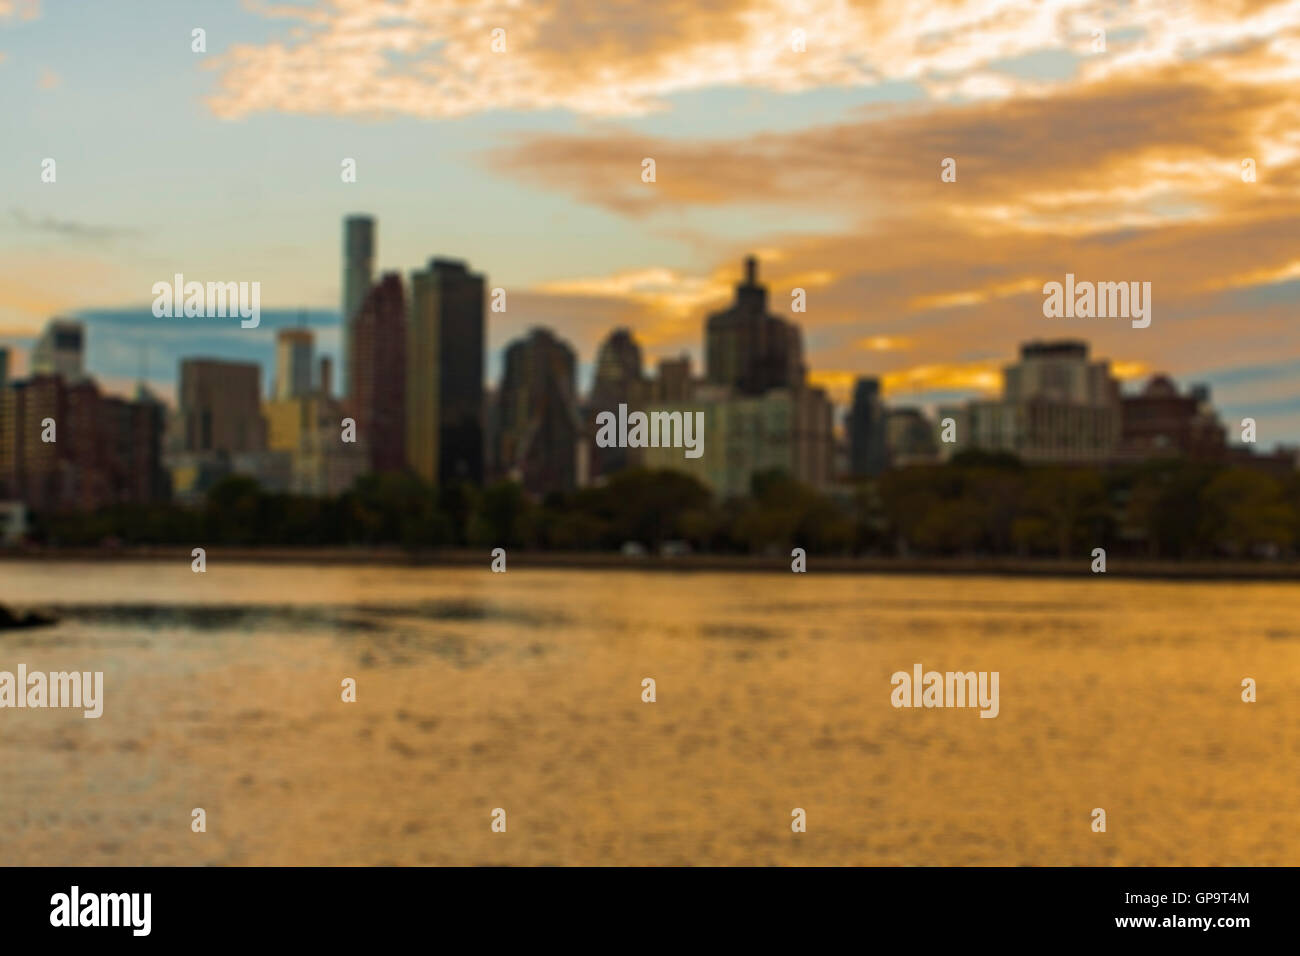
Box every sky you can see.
[2,0,1299,443]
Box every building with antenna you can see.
[642,256,833,496]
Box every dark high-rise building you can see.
[342,215,375,396]
[406,257,485,486]
[102,386,169,506]
[592,329,646,401]
[849,376,889,476]
[0,376,63,510]
[0,346,9,390]
[587,328,648,478]
[0,381,25,501]
[492,328,581,496]
[654,353,692,402]
[319,356,333,398]
[178,359,266,453]
[0,374,166,512]
[705,256,805,395]
[886,407,939,467]
[351,272,407,473]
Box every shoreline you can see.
[2,546,1299,580]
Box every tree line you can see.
[29,451,1300,560]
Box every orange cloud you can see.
[209,1,1300,121]
[857,335,914,352]
[1112,360,1155,382]
[534,267,730,319]
[881,361,1005,399]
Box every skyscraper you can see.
[178,359,266,453]
[886,407,940,466]
[588,328,648,478]
[406,257,485,486]
[592,329,647,402]
[0,346,9,390]
[641,385,834,497]
[0,374,166,512]
[274,328,314,400]
[492,327,581,496]
[654,353,692,403]
[1004,339,1118,406]
[849,377,889,476]
[0,376,62,510]
[264,390,368,496]
[319,356,333,398]
[938,340,1122,464]
[352,272,407,473]
[342,215,375,396]
[31,319,85,382]
[103,386,169,506]
[705,257,805,395]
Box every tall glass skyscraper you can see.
[342,215,375,397]
[405,258,485,486]
[492,327,580,496]
[849,376,889,476]
[274,328,314,401]
[352,272,407,473]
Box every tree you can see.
[1200,468,1295,556]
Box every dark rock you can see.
[0,605,58,630]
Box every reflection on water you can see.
[48,599,570,634]
[1,561,1296,865]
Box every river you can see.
[1,561,1294,865]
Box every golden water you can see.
[1,561,1295,865]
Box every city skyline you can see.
[0,244,1284,457]
[0,220,1291,442]
[0,245,1288,457]
[2,0,1298,442]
